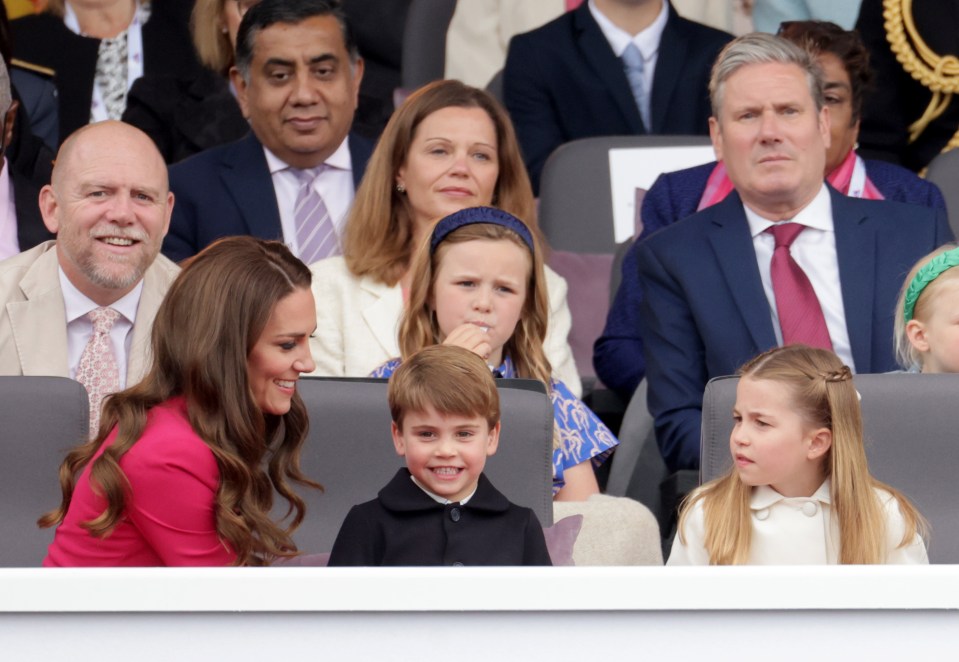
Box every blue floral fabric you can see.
[372,357,619,495]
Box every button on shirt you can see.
[265,137,355,262]
[61,268,142,390]
[744,184,856,371]
[589,0,669,120]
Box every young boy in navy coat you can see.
[328,345,552,566]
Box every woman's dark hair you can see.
[778,20,873,122]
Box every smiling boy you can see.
[327,345,552,566]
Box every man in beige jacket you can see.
[0,121,178,393]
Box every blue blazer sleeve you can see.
[637,235,709,472]
[593,164,714,398]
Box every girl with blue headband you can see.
[894,244,959,373]
[372,207,619,500]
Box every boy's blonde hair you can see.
[388,345,499,430]
[678,345,926,564]
[894,243,959,371]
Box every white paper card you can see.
[608,145,716,243]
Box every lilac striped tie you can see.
[293,166,339,264]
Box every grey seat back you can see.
[287,377,555,554]
[701,373,959,563]
[400,0,457,91]
[538,135,713,254]
[923,149,959,238]
[0,376,89,566]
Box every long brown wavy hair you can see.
[39,237,322,566]
[678,345,926,564]
[342,79,537,286]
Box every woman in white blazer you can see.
[309,80,580,395]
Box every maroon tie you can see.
[766,223,833,350]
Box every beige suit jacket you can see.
[444,0,565,88]
[0,241,180,384]
[308,256,582,396]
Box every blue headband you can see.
[429,207,535,254]
[903,247,959,322]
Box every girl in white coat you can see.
[668,344,928,565]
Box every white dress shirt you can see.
[265,136,355,260]
[60,268,143,389]
[0,159,19,261]
[589,0,669,103]
[744,184,856,371]
[668,479,929,565]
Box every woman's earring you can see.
[395,183,406,194]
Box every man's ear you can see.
[39,185,60,234]
[391,421,406,457]
[3,99,18,151]
[709,116,723,162]
[230,67,251,119]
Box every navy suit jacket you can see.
[163,131,373,263]
[635,187,952,471]
[503,2,731,194]
[594,158,948,398]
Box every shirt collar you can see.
[588,0,668,58]
[58,266,144,324]
[750,478,832,511]
[744,183,833,238]
[263,135,352,175]
[410,474,477,505]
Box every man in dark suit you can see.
[637,34,952,472]
[503,0,732,194]
[0,56,54,260]
[164,0,371,264]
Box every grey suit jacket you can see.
[0,241,179,384]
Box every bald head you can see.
[40,120,174,306]
[52,120,169,193]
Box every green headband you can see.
[903,247,959,322]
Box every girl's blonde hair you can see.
[894,243,959,371]
[678,344,926,565]
[399,220,552,388]
[341,80,537,286]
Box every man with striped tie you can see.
[162,0,372,265]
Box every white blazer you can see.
[308,256,582,396]
[667,480,929,565]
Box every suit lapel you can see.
[7,245,69,376]
[706,193,778,350]
[348,133,373,189]
[572,5,645,133]
[218,133,283,241]
[831,189,875,371]
[649,4,686,134]
[359,276,404,359]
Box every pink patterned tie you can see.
[293,166,339,264]
[76,307,121,435]
[766,223,833,350]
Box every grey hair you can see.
[0,57,11,116]
[709,32,825,118]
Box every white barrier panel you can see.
[2,567,958,660]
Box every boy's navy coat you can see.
[328,469,552,566]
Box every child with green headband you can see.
[894,244,959,373]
